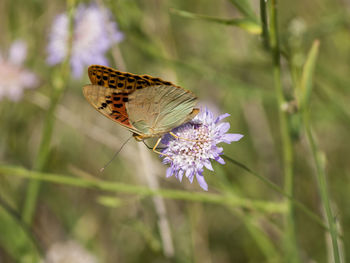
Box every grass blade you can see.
[299,40,320,109]
[227,0,257,21]
[171,9,261,34]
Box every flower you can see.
[43,240,97,263]
[0,40,38,101]
[47,3,124,78]
[161,108,243,191]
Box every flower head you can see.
[0,40,38,101]
[43,240,97,263]
[47,3,124,78]
[161,108,243,191]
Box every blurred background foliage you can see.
[0,0,349,262]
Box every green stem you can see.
[269,0,299,261]
[260,0,270,50]
[303,112,341,263]
[21,0,75,225]
[22,86,62,224]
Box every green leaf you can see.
[96,195,123,208]
[227,0,257,21]
[299,40,320,109]
[0,206,41,262]
[171,9,261,35]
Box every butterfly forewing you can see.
[83,85,140,133]
[84,65,198,139]
[88,65,177,91]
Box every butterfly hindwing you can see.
[126,85,198,137]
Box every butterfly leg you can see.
[152,137,167,156]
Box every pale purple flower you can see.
[0,40,38,101]
[43,240,97,263]
[47,3,124,78]
[161,108,244,191]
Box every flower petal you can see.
[166,167,173,178]
[216,122,230,134]
[222,133,244,143]
[196,174,208,191]
[215,113,230,123]
[188,173,194,183]
[178,170,184,182]
[204,161,214,171]
[216,156,225,165]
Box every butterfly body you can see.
[83,65,198,140]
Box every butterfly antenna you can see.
[142,140,152,149]
[100,135,133,173]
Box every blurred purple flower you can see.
[47,3,124,78]
[44,240,97,263]
[0,40,38,101]
[161,108,243,191]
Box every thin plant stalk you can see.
[299,40,341,261]
[269,0,299,261]
[0,165,286,214]
[21,0,76,225]
[223,155,331,233]
[260,0,270,50]
[303,114,341,263]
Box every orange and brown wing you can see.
[84,65,177,134]
[88,65,177,90]
[83,84,139,132]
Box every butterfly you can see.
[83,65,199,146]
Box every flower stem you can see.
[269,0,299,261]
[21,0,75,225]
